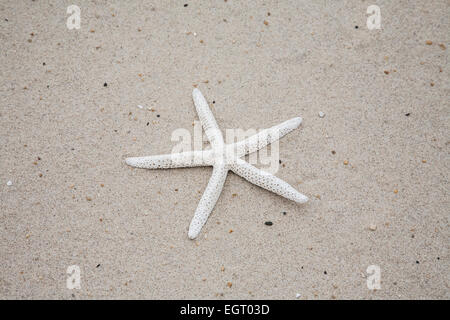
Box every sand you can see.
[0,0,448,299]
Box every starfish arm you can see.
[125,150,213,169]
[192,88,225,150]
[228,117,302,158]
[230,159,308,203]
[188,164,228,239]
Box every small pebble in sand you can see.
[282,211,287,215]
[425,40,432,45]
[369,224,377,231]
[221,266,225,272]
[263,20,269,26]
[439,44,446,50]
[6,180,12,186]
[343,160,349,165]
[232,193,237,197]
[393,189,398,194]
[104,82,107,87]
[384,70,389,75]
[318,111,325,118]
[430,82,435,87]
[405,113,411,116]
[227,282,232,288]
[331,150,336,155]
[86,196,92,201]
[265,221,273,226]
[296,293,301,298]
[137,105,143,109]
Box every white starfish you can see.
[126,89,308,239]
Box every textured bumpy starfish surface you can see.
[126,89,308,239]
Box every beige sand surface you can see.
[1,1,449,299]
